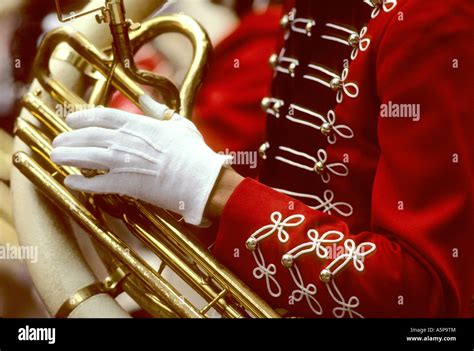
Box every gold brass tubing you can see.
[21,92,69,136]
[35,27,141,106]
[87,74,109,106]
[107,0,179,108]
[35,26,175,109]
[19,89,241,318]
[135,204,280,318]
[51,42,94,74]
[20,12,280,318]
[121,276,179,318]
[123,214,244,318]
[87,214,178,319]
[15,118,181,318]
[92,242,179,318]
[14,118,77,178]
[200,289,228,315]
[129,14,211,118]
[108,16,180,109]
[13,152,203,318]
[55,267,129,318]
[38,71,86,108]
[34,14,210,117]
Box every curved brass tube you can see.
[14,7,280,318]
[13,151,203,318]
[129,14,212,118]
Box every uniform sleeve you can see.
[212,1,474,318]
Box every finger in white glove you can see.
[51,97,231,225]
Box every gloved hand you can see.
[51,95,231,225]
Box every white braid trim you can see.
[245,212,305,298]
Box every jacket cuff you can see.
[216,178,291,238]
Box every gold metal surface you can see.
[14,0,279,318]
[55,0,105,23]
[128,13,211,118]
[14,152,203,318]
[55,267,129,318]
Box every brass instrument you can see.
[13,0,279,318]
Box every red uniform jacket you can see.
[194,7,281,177]
[212,0,474,317]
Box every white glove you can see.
[51,95,231,225]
